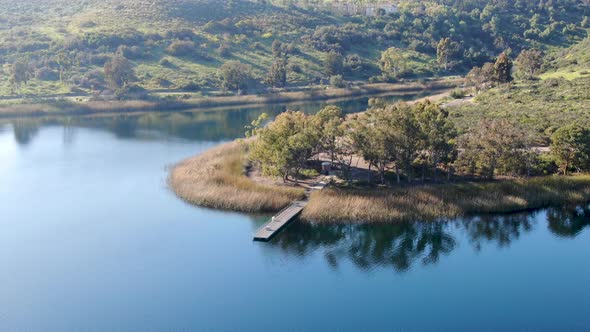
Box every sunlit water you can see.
[0,96,589,331]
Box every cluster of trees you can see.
[249,101,590,184]
[466,48,548,89]
[249,101,456,183]
[466,52,513,89]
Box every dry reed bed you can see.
[302,176,590,223]
[169,141,305,212]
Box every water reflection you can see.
[12,119,40,146]
[547,205,590,238]
[0,92,426,146]
[271,205,589,272]
[461,213,535,251]
[271,222,457,272]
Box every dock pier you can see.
[253,179,329,242]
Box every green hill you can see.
[0,0,588,97]
[542,34,590,79]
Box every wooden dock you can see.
[253,201,307,241]
[253,179,329,242]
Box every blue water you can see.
[0,100,589,331]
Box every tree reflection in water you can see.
[270,205,590,272]
[271,222,457,272]
[546,205,590,238]
[460,213,535,251]
[12,119,40,146]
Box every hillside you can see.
[445,33,590,145]
[0,0,588,98]
[542,35,590,79]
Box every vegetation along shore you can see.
[170,34,590,223]
[0,80,456,118]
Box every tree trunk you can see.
[395,164,400,184]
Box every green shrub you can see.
[330,75,346,88]
[166,40,196,56]
[299,169,320,178]
[450,88,466,99]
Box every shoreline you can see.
[0,79,459,119]
[169,141,590,224]
[169,141,306,213]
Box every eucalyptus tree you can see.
[104,54,135,92]
[515,49,543,79]
[413,100,457,182]
[249,111,319,182]
[385,103,422,184]
[494,52,513,83]
[550,124,590,175]
[312,106,344,164]
[219,60,254,92]
[456,119,529,178]
[347,110,392,184]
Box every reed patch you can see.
[169,140,305,213]
[301,176,590,223]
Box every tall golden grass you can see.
[169,141,305,212]
[302,176,590,223]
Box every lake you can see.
[0,96,589,331]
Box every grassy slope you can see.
[0,0,586,98]
[446,34,590,141]
[0,0,342,96]
[448,77,590,140]
[541,34,590,79]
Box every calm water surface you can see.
[0,96,589,331]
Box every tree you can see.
[55,51,73,82]
[347,111,393,184]
[104,54,135,91]
[436,37,459,71]
[249,111,319,182]
[312,106,344,164]
[456,120,529,178]
[245,113,269,138]
[379,47,407,79]
[414,100,457,182]
[324,50,343,76]
[271,39,283,58]
[550,124,590,175]
[267,58,287,88]
[385,103,422,183]
[515,49,543,79]
[8,60,32,93]
[494,52,513,83]
[219,61,254,92]
[347,103,421,184]
[481,63,497,83]
[329,74,345,88]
